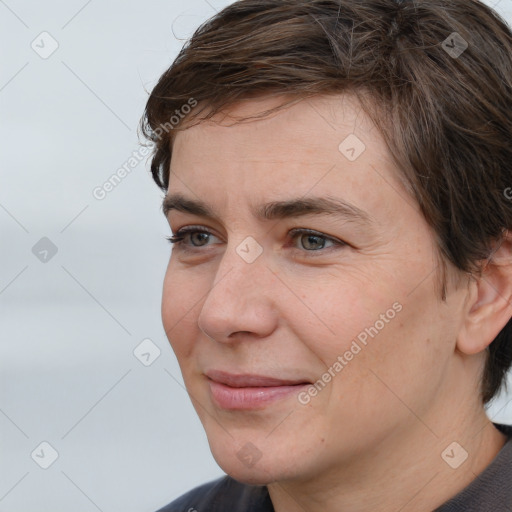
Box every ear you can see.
[457,230,512,355]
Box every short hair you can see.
[140,0,512,404]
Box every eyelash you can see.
[166,226,347,256]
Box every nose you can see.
[197,245,279,343]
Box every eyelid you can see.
[167,225,348,254]
[173,225,218,237]
[287,228,345,246]
[168,225,223,246]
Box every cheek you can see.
[330,289,447,422]
[301,266,443,398]
[294,270,396,353]
[161,263,204,359]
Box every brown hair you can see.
[140,0,512,404]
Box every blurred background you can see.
[1,0,512,511]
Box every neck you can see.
[267,407,507,512]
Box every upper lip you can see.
[205,370,310,388]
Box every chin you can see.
[208,441,302,486]
[215,456,281,486]
[227,468,277,486]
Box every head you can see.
[141,0,512,485]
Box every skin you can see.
[162,94,512,512]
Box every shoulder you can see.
[155,475,273,512]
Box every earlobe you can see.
[457,231,512,356]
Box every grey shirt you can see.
[157,423,512,511]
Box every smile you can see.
[206,370,310,410]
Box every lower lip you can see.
[208,380,309,410]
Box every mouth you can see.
[205,370,311,410]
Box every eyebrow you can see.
[162,193,373,227]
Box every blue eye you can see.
[290,229,337,251]
[166,227,346,255]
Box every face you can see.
[162,94,468,485]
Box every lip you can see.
[206,370,309,387]
[205,370,310,410]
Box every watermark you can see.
[32,237,58,263]
[236,442,263,468]
[441,32,468,59]
[92,146,151,200]
[236,236,263,263]
[31,31,59,59]
[133,338,161,367]
[152,98,198,140]
[31,441,59,469]
[441,441,468,469]
[298,301,403,405]
[504,188,512,200]
[92,98,198,200]
[339,133,366,162]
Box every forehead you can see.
[169,93,414,222]
[174,93,379,158]
[173,94,389,170]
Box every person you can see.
[140,0,512,510]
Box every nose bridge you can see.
[211,233,269,297]
[197,239,276,341]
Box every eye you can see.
[166,226,347,255]
[166,226,220,248]
[288,228,345,253]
